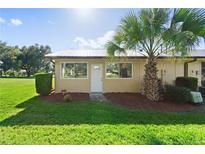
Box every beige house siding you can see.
[157,59,185,85]
[188,61,201,86]
[54,58,202,93]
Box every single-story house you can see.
[45,49,205,93]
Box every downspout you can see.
[184,58,197,77]
[49,58,55,91]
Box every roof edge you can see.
[45,55,205,59]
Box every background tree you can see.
[18,44,52,77]
[106,9,205,101]
[0,42,19,74]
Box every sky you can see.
[0,8,204,52]
[0,8,136,52]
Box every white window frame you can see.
[60,62,89,79]
[105,62,133,79]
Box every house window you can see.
[61,63,88,79]
[106,63,132,79]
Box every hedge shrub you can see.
[35,73,52,96]
[175,76,198,91]
[164,85,192,103]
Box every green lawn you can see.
[1,79,205,144]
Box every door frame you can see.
[90,64,103,92]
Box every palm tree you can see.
[106,8,205,102]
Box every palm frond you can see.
[167,8,205,53]
[118,11,141,49]
[107,8,205,58]
[105,41,125,56]
[140,9,169,37]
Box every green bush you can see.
[35,73,52,96]
[175,77,198,91]
[164,85,192,103]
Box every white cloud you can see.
[48,20,55,25]
[0,17,5,24]
[10,18,23,26]
[73,30,115,49]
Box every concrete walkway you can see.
[89,92,108,102]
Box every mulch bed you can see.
[104,93,205,112]
[40,92,204,112]
[40,92,89,102]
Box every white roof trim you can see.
[45,49,205,58]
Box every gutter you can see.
[184,58,197,77]
[44,56,205,59]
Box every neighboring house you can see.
[0,60,3,76]
[45,49,205,93]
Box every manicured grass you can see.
[1,78,205,144]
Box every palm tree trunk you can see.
[144,57,160,102]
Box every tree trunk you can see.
[144,57,160,102]
[26,69,31,77]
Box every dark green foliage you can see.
[164,85,192,103]
[35,73,52,96]
[0,41,20,73]
[175,76,198,91]
[0,42,52,77]
[18,44,52,77]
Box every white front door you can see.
[91,64,103,92]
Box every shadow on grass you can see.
[1,96,205,126]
